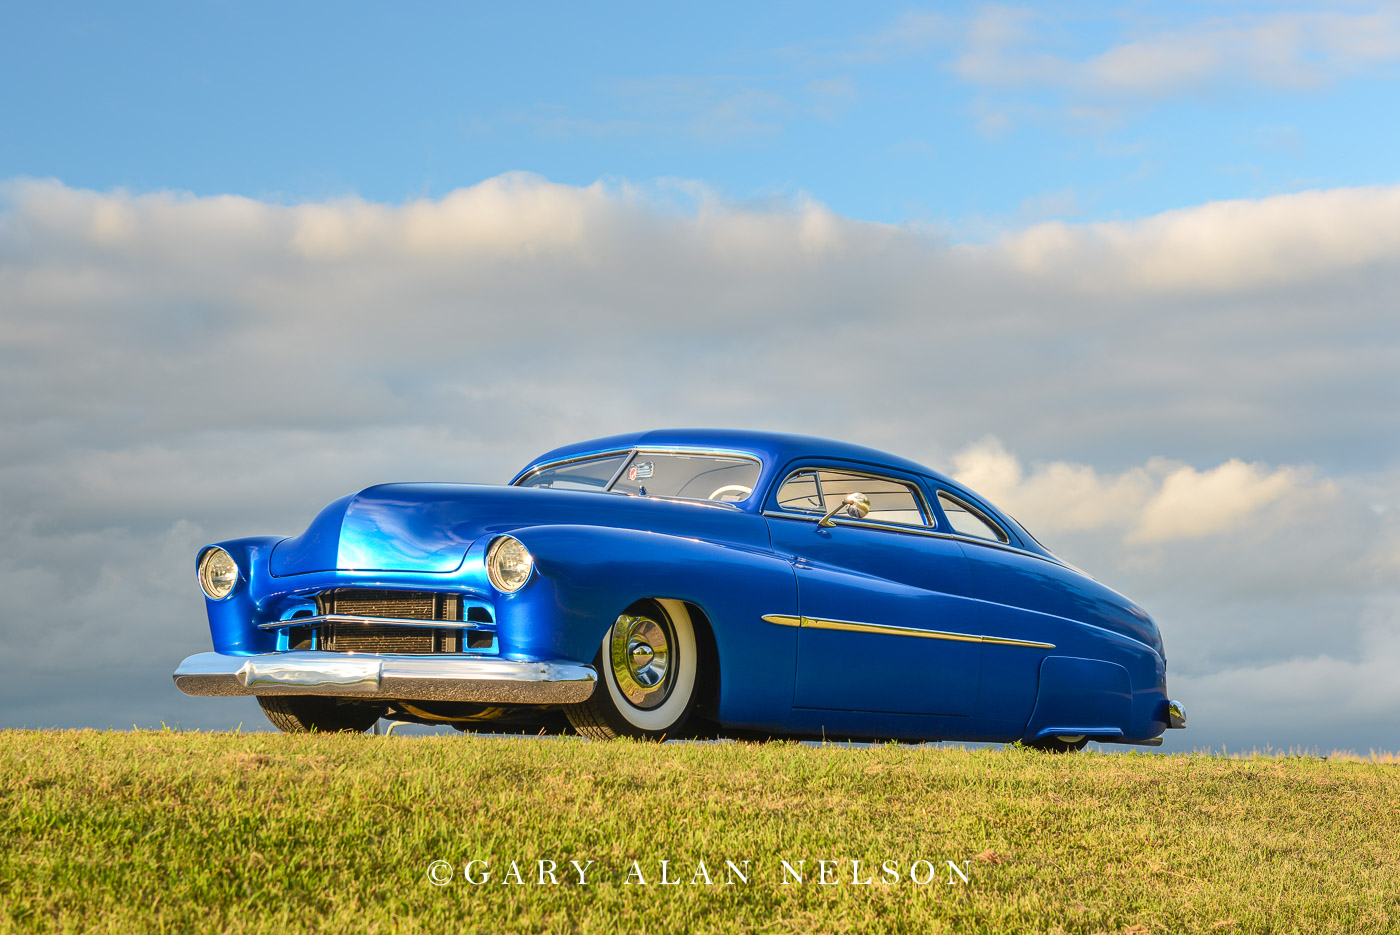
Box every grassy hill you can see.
[2,730,1396,934]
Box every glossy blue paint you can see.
[190,428,1177,744]
[761,457,983,718]
[1023,656,1134,741]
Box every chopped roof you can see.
[515,428,958,487]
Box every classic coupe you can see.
[174,429,1185,749]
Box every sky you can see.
[2,2,1399,752]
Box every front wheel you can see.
[257,696,386,733]
[566,599,698,740]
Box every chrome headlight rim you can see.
[486,535,534,593]
[197,547,240,601]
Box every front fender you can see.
[504,524,798,730]
[199,537,287,654]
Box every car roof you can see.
[515,427,1053,560]
[516,428,960,487]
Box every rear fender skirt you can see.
[1021,656,1132,743]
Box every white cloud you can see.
[950,437,1154,534]
[1133,459,1310,543]
[2,174,1399,748]
[999,184,1400,292]
[948,439,1327,544]
[954,7,1400,97]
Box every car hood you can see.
[269,483,758,576]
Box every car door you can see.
[763,463,982,716]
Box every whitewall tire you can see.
[566,598,698,740]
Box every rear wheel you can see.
[1026,734,1089,753]
[256,696,386,733]
[566,599,698,740]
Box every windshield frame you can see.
[513,446,765,505]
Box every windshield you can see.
[516,451,760,503]
[515,454,627,491]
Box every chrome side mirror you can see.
[818,492,871,527]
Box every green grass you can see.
[2,730,1397,934]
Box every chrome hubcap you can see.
[629,639,655,669]
[610,612,673,709]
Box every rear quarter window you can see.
[937,492,1008,542]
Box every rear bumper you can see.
[1166,699,1187,729]
[173,651,596,705]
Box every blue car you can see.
[174,429,1186,750]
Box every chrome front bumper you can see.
[173,651,597,705]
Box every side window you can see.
[774,470,823,511]
[775,469,928,527]
[938,492,1007,542]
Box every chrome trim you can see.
[818,492,870,528]
[602,451,635,490]
[631,445,763,462]
[244,655,382,693]
[609,611,675,710]
[762,509,1072,570]
[760,613,1054,649]
[172,651,597,704]
[512,448,632,488]
[486,535,534,592]
[197,547,239,601]
[1166,699,1187,729]
[772,466,938,531]
[257,613,479,631]
[766,510,935,537]
[1031,725,1124,741]
[515,446,764,490]
[934,490,1009,544]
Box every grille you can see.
[318,589,462,622]
[326,624,441,654]
[315,589,467,655]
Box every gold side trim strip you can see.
[803,616,984,643]
[760,613,1054,649]
[980,634,1056,648]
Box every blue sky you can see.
[5,2,1398,231]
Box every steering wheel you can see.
[707,484,753,502]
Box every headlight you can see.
[198,548,239,600]
[486,536,534,592]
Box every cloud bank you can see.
[2,174,1398,749]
